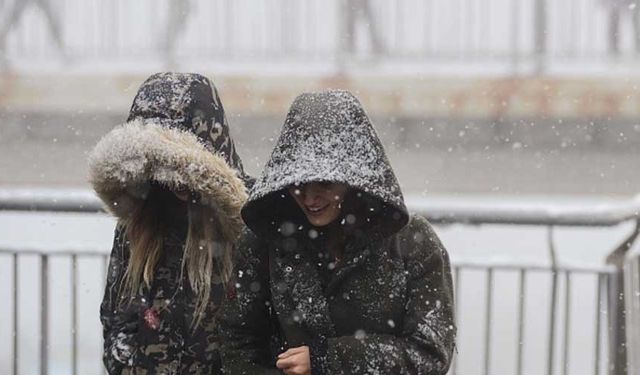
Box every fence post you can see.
[13,253,18,375]
[41,254,49,375]
[606,270,626,375]
[623,247,640,375]
[547,226,559,375]
[605,220,640,375]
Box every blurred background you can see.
[1,0,640,193]
[1,0,640,374]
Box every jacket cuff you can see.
[309,335,329,375]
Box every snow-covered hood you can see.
[242,89,408,239]
[88,73,249,242]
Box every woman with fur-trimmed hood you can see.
[219,90,455,375]
[89,72,250,375]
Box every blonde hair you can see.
[119,185,233,328]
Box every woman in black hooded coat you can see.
[89,72,251,375]
[219,90,455,375]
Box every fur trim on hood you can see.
[89,119,247,243]
[89,73,250,243]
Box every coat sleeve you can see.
[218,230,281,375]
[100,225,144,375]
[311,215,456,375]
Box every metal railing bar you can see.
[548,270,558,375]
[13,253,18,375]
[628,257,640,375]
[71,254,78,375]
[605,267,626,375]
[452,261,616,275]
[452,266,461,375]
[101,253,108,375]
[484,268,494,375]
[409,196,640,227]
[0,247,616,274]
[593,274,604,375]
[621,255,640,375]
[0,249,109,257]
[2,189,640,228]
[622,259,632,374]
[0,188,104,213]
[516,268,526,375]
[422,208,640,227]
[594,273,603,375]
[562,271,571,375]
[605,273,612,373]
[632,259,638,372]
[41,255,49,375]
[547,226,559,375]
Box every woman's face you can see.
[288,182,349,227]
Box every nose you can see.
[301,183,323,205]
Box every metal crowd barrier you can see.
[1,188,639,375]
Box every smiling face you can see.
[288,182,349,227]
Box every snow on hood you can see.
[125,72,250,184]
[242,89,408,239]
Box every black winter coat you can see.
[90,73,250,375]
[219,90,455,374]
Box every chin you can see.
[310,220,330,227]
[307,215,339,227]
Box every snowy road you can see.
[2,112,639,196]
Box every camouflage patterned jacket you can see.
[90,73,250,375]
[101,225,226,375]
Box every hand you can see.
[276,345,311,375]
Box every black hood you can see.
[242,89,408,240]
